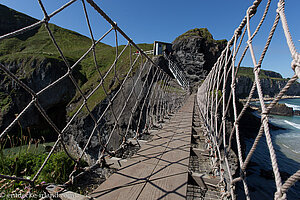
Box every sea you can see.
[241,99,300,199]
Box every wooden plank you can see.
[156,148,190,170]
[90,95,195,200]
[90,162,157,199]
[127,138,148,146]
[156,135,191,169]
[191,172,221,190]
[137,96,194,199]
[137,165,188,200]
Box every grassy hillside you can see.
[0,4,38,39]
[0,4,153,114]
[237,67,288,81]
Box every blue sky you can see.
[1,0,299,78]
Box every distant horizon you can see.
[1,1,299,79]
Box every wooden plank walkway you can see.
[90,95,195,200]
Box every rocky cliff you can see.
[171,28,227,90]
[0,57,77,140]
[236,67,300,98]
[63,61,159,164]
[0,4,155,155]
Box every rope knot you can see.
[253,65,261,73]
[231,82,236,89]
[274,189,287,200]
[291,52,300,72]
[261,113,269,122]
[83,99,87,105]
[276,1,285,13]
[240,169,246,179]
[234,29,240,37]
[247,6,257,18]
[32,95,37,102]
[111,21,117,29]
[43,15,50,24]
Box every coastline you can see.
[239,96,300,102]
[238,97,300,199]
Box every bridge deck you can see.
[90,95,194,200]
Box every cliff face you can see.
[171,28,227,90]
[0,3,157,159]
[0,56,83,140]
[236,67,300,98]
[63,62,158,164]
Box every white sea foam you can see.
[285,103,300,111]
[282,144,290,149]
[291,149,300,154]
[281,144,300,153]
[284,120,300,130]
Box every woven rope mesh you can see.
[0,0,188,194]
[197,0,299,199]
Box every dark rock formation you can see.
[294,110,300,116]
[63,59,164,165]
[269,103,294,116]
[263,70,282,79]
[0,57,77,140]
[155,56,175,79]
[171,28,227,90]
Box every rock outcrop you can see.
[0,3,157,157]
[63,61,158,164]
[236,67,300,98]
[269,103,294,116]
[0,56,78,141]
[171,28,227,90]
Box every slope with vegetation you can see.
[0,4,153,138]
[0,3,158,192]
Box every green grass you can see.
[0,91,11,112]
[0,140,87,197]
[0,7,154,117]
[0,150,76,184]
[0,138,88,199]
[237,66,288,81]
[174,28,227,45]
[2,142,55,156]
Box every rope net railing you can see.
[163,52,190,89]
[0,0,188,195]
[197,0,299,199]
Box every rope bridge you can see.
[0,0,299,199]
[197,0,299,199]
[0,0,188,195]
[164,52,190,89]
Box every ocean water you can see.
[242,99,300,200]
